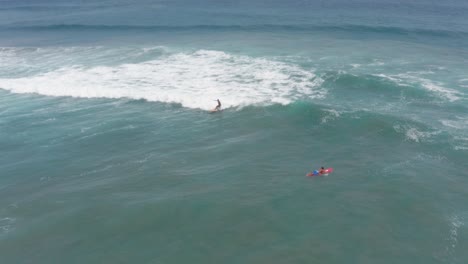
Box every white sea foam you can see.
[321,109,341,124]
[369,60,385,66]
[0,217,15,235]
[0,49,325,110]
[440,117,468,150]
[458,78,468,89]
[374,73,462,101]
[416,80,460,102]
[405,128,429,143]
[445,215,464,259]
[453,136,468,151]
[373,74,411,87]
[440,116,468,130]
[393,124,439,143]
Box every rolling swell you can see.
[258,101,448,148]
[223,100,457,164]
[6,24,468,38]
[321,72,435,102]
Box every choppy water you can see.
[1,1,467,263]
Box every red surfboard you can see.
[307,168,333,176]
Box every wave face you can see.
[1,45,466,153]
[0,45,466,110]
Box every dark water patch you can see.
[6,23,468,38]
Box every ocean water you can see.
[1,0,468,263]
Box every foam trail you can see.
[0,50,325,110]
[440,116,468,130]
[0,217,15,235]
[393,124,439,143]
[444,215,464,261]
[374,73,462,101]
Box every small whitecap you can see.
[440,117,468,130]
[393,124,439,143]
[444,215,465,259]
[0,217,16,235]
[321,109,341,124]
[375,73,462,101]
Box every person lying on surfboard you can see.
[213,99,221,111]
[307,166,333,176]
[319,167,326,174]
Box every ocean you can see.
[0,0,467,263]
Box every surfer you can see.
[214,99,221,111]
[307,166,333,176]
[319,167,326,174]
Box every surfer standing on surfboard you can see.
[214,99,221,111]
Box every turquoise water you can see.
[1,1,468,263]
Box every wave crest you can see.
[0,49,325,110]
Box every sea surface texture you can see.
[0,0,467,263]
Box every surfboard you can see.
[307,168,333,177]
